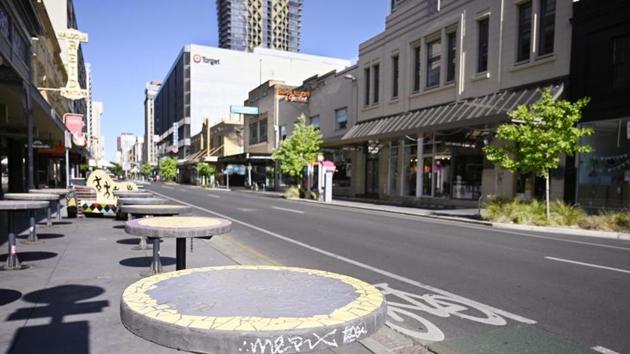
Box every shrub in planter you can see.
[284,186,300,199]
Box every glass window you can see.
[613,34,630,89]
[310,115,320,130]
[446,31,457,82]
[373,64,380,103]
[249,121,258,144]
[413,46,421,92]
[0,6,9,38]
[422,157,433,196]
[477,18,489,72]
[577,118,630,210]
[538,0,555,56]
[426,39,441,88]
[259,119,268,142]
[280,125,287,141]
[335,108,348,130]
[517,1,532,62]
[392,55,399,98]
[364,67,370,105]
[403,140,418,196]
[389,143,399,195]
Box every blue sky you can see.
[73,0,389,161]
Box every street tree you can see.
[159,157,178,182]
[140,163,153,180]
[483,88,592,220]
[272,114,322,187]
[197,162,215,186]
[108,162,124,179]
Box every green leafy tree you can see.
[272,114,322,186]
[483,88,592,220]
[159,157,178,182]
[196,162,216,185]
[108,162,124,178]
[79,163,90,177]
[140,164,153,180]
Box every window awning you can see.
[342,83,563,143]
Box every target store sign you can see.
[192,54,220,65]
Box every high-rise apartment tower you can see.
[216,0,302,52]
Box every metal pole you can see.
[65,148,70,188]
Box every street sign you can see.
[230,105,259,115]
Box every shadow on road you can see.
[0,289,22,307]
[119,256,175,267]
[0,251,58,263]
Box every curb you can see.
[292,198,630,242]
[491,222,630,241]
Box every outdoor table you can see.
[4,193,58,229]
[120,265,387,354]
[113,191,153,198]
[29,188,69,222]
[0,200,49,270]
[125,216,231,274]
[116,197,170,223]
[119,205,192,251]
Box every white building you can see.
[154,45,351,159]
[91,101,104,161]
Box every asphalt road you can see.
[146,183,630,354]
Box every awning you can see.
[342,83,563,143]
[178,149,208,166]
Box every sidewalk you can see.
[0,214,401,354]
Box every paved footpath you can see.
[0,215,392,354]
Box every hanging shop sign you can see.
[230,105,259,115]
[276,87,310,103]
[58,29,89,100]
[63,113,86,146]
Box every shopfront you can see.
[576,117,630,210]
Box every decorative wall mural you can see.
[82,170,138,216]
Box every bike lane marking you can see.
[149,189,537,334]
[545,256,630,275]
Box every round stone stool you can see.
[121,265,387,354]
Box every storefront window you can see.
[403,140,417,196]
[389,142,399,195]
[422,157,432,196]
[434,157,451,198]
[577,118,629,210]
[452,154,483,200]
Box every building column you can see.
[399,138,405,197]
[23,82,34,190]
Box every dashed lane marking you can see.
[546,257,630,275]
[271,206,305,214]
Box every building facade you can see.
[570,0,630,210]
[153,45,350,161]
[336,0,572,207]
[216,0,302,52]
[90,101,104,161]
[143,80,161,166]
[116,133,137,173]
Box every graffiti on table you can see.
[374,283,536,342]
[238,322,369,354]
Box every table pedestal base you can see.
[149,238,162,274]
[1,217,28,271]
[176,238,186,270]
[132,237,150,251]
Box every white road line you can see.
[271,206,304,214]
[207,194,221,199]
[545,257,630,275]
[149,189,537,325]
[592,345,622,354]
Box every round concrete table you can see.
[29,189,69,222]
[120,204,191,219]
[116,197,171,226]
[0,200,49,270]
[4,193,57,230]
[114,191,153,198]
[125,216,231,274]
[120,265,387,354]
